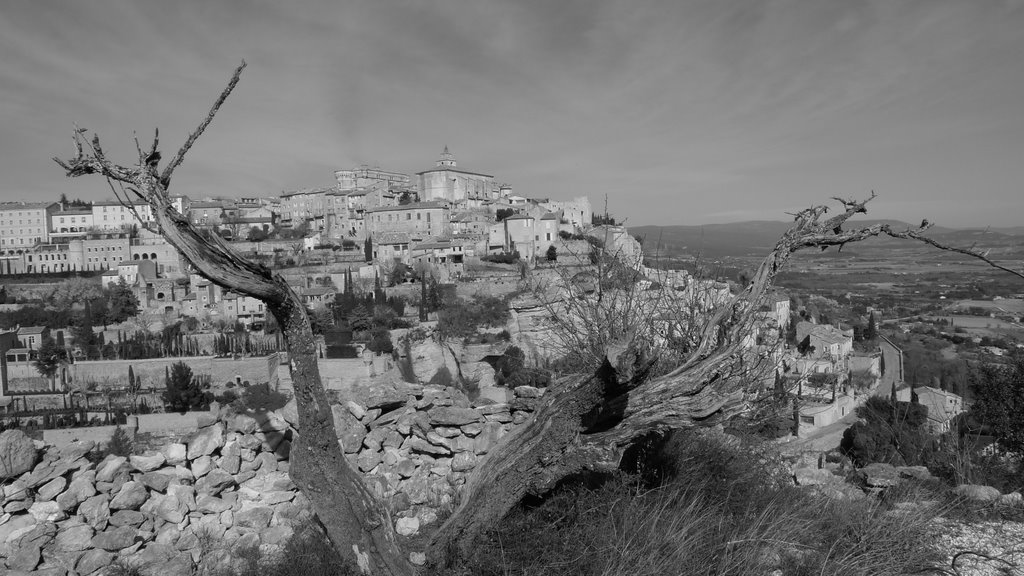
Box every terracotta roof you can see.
[17,326,46,335]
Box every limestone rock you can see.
[219,441,241,475]
[191,455,214,478]
[29,500,66,522]
[6,543,41,571]
[858,463,899,488]
[427,406,481,427]
[395,516,419,536]
[55,522,94,552]
[0,429,38,479]
[235,506,273,529]
[793,467,838,486]
[56,476,96,512]
[78,494,110,529]
[162,443,187,465]
[953,484,1001,502]
[129,451,166,473]
[37,476,67,501]
[195,469,235,497]
[109,481,148,511]
[896,466,933,481]
[451,452,478,472]
[108,510,146,528]
[187,422,225,460]
[95,456,127,483]
[139,471,171,493]
[90,525,137,551]
[76,548,114,575]
[409,551,427,566]
[195,494,232,514]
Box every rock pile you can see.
[0,381,546,574]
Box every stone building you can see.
[366,202,451,240]
[416,147,496,204]
[0,201,58,254]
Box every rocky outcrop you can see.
[0,380,545,575]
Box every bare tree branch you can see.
[159,60,246,188]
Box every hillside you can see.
[633,220,1024,259]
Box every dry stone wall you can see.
[0,380,545,575]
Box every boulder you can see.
[36,476,67,501]
[0,513,36,549]
[451,452,478,472]
[513,385,542,398]
[858,463,899,488]
[395,516,419,536]
[28,500,66,522]
[187,422,225,460]
[191,455,214,478]
[95,456,127,483]
[56,477,96,511]
[76,549,114,575]
[793,467,839,486]
[78,494,111,529]
[139,471,171,493]
[129,451,166,473]
[109,481,148,511]
[195,469,234,497]
[235,506,273,529]
[162,443,187,465]
[90,525,137,551]
[219,441,241,475]
[953,484,1001,502]
[195,494,232,514]
[0,429,38,479]
[5,543,41,571]
[896,466,933,481]
[54,522,94,552]
[108,509,146,528]
[998,491,1023,506]
[427,406,481,427]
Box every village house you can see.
[896,386,965,434]
[50,207,94,237]
[0,201,59,255]
[366,202,451,240]
[91,200,154,232]
[219,292,267,328]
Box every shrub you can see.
[451,428,942,576]
[231,382,289,414]
[106,426,134,457]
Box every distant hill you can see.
[632,220,1023,259]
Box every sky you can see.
[2,0,1023,228]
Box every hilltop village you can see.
[0,146,977,442]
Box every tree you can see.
[968,350,1024,456]
[364,235,373,263]
[495,208,514,222]
[864,312,878,341]
[106,426,134,457]
[161,361,210,413]
[55,62,1024,576]
[840,396,930,466]
[34,334,66,382]
[545,245,557,262]
[106,277,140,324]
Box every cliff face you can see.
[0,379,546,575]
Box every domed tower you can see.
[436,145,457,168]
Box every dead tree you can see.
[55,64,1024,574]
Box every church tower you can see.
[436,145,457,168]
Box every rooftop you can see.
[17,326,46,335]
[0,201,59,211]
